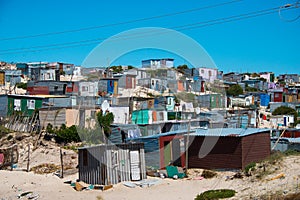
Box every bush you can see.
[55,125,80,143]
[201,170,217,179]
[226,84,243,96]
[195,189,236,200]
[97,111,114,137]
[244,162,256,173]
[272,106,297,120]
[0,125,10,139]
[15,82,27,90]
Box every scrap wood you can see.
[103,185,113,190]
[78,181,90,188]
[93,185,103,190]
[93,184,113,191]
[63,180,72,184]
[75,182,85,191]
[268,173,285,181]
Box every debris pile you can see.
[63,180,113,192]
[146,166,186,180]
[123,179,161,188]
[17,191,39,200]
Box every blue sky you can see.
[0,0,299,75]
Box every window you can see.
[27,99,35,110]
[201,69,204,74]
[82,86,88,92]
[168,97,172,105]
[47,73,51,79]
[89,86,94,92]
[14,99,21,111]
[208,70,212,77]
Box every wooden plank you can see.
[140,148,146,180]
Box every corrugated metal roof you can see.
[191,128,270,137]
[129,129,197,140]
[4,70,22,76]
[271,137,300,144]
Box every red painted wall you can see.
[159,135,186,169]
[27,86,49,95]
[273,92,283,102]
[283,130,300,138]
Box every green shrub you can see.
[15,82,27,90]
[0,125,10,139]
[272,106,297,120]
[55,125,80,143]
[244,162,256,173]
[195,189,236,200]
[226,84,243,96]
[284,149,300,156]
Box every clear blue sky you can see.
[0,0,299,75]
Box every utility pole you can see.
[185,119,191,175]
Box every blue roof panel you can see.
[191,128,270,137]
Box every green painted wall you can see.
[210,94,222,108]
[131,109,149,125]
[8,96,43,116]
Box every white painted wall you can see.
[109,106,129,124]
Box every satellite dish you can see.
[195,107,201,114]
[101,100,110,114]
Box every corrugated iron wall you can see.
[0,95,8,117]
[241,133,270,169]
[187,132,270,170]
[78,143,146,185]
[187,136,243,169]
[39,108,66,128]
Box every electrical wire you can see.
[0,3,298,55]
[278,1,300,22]
[0,0,242,42]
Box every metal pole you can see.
[10,146,13,171]
[26,144,30,172]
[60,148,64,178]
[272,128,287,151]
[185,119,191,175]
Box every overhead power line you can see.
[0,0,242,41]
[0,3,298,55]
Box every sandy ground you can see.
[1,134,300,200]
[1,155,300,200]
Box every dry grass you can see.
[31,163,60,174]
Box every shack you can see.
[128,129,196,169]
[78,143,146,185]
[271,137,300,152]
[186,128,271,170]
